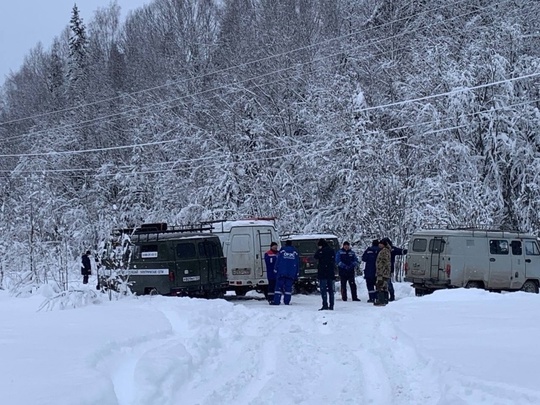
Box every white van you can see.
[204,218,280,296]
[404,228,540,296]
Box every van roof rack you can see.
[421,224,523,233]
[112,223,214,236]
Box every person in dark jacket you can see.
[314,238,336,310]
[81,250,92,284]
[361,239,380,302]
[335,241,360,301]
[380,237,408,302]
[272,240,299,305]
[264,242,279,304]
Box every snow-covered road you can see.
[2,283,540,405]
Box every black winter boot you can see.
[374,291,387,306]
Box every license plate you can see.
[232,268,251,275]
[304,269,317,274]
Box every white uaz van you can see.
[404,228,540,296]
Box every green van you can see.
[100,223,228,297]
[280,233,340,294]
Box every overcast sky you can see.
[0,1,150,83]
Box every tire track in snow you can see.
[98,295,531,405]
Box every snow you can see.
[2,280,540,405]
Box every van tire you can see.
[465,281,484,289]
[521,280,539,294]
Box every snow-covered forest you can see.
[0,0,539,290]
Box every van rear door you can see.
[407,237,446,279]
[407,237,429,278]
[175,241,201,289]
[227,228,254,282]
[198,238,223,285]
[253,227,274,279]
[428,237,446,280]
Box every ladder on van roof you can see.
[112,223,215,242]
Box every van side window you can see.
[412,239,427,252]
[525,241,540,255]
[511,241,522,255]
[490,240,509,255]
[140,244,158,259]
[429,239,445,253]
[177,243,196,258]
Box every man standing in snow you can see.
[375,239,391,306]
[380,237,408,302]
[315,238,336,310]
[336,241,360,301]
[362,239,380,303]
[264,242,279,304]
[81,250,92,284]
[272,240,299,305]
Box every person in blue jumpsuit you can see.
[335,241,360,301]
[272,240,299,305]
[362,239,380,302]
[264,242,279,304]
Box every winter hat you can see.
[270,242,278,247]
[285,240,293,246]
[317,238,327,247]
[372,239,379,246]
[343,241,350,246]
[381,237,392,246]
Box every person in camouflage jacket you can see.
[374,239,391,306]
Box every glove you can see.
[403,249,408,255]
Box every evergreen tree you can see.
[67,4,88,98]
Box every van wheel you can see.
[465,281,483,289]
[144,287,159,295]
[521,280,539,294]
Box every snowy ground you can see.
[2,279,540,405]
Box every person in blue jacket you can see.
[335,241,360,301]
[272,240,299,305]
[264,242,279,304]
[380,237,408,302]
[361,239,380,302]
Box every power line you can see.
[0,70,537,160]
[5,95,540,175]
[0,0,518,145]
[0,0,475,127]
